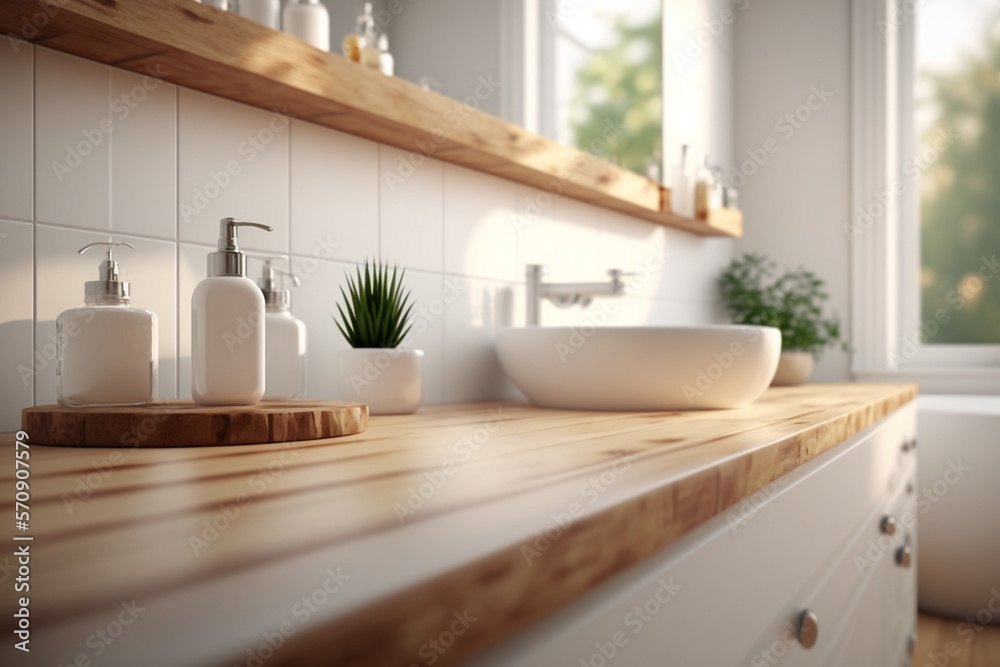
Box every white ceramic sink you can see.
[496,326,781,411]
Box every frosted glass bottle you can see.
[238,0,279,29]
[258,258,307,400]
[57,242,158,407]
[282,0,330,51]
[192,218,273,406]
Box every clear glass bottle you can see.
[694,155,715,218]
[342,2,377,64]
[57,242,158,407]
[258,257,307,401]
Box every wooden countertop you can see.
[0,383,915,667]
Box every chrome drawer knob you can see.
[880,515,898,536]
[796,610,819,649]
[896,545,912,568]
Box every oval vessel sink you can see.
[496,326,781,411]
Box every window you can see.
[536,0,662,176]
[913,0,1000,346]
[851,0,1000,387]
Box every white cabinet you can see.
[469,403,917,667]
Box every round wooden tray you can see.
[21,400,368,448]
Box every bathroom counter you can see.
[1,383,916,667]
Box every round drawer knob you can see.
[880,515,898,536]
[896,545,912,568]
[796,610,819,649]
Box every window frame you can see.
[850,0,1000,392]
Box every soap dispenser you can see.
[192,218,273,406]
[282,0,330,51]
[57,241,158,407]
[258,256,307,400]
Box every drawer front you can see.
[469,403,917,667]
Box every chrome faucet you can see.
[525,264,631,326]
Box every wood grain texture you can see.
[0,384,915,667]
[914,613,1000,667]
[21,400,369,447]
[0,0,741,237]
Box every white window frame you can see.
[850,0,1000,393]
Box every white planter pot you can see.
[770,351,815,386]
[338,348,423,415]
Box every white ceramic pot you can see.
[770,351,814,386]
[338,348,423,415]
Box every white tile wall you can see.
[0,44,733,432]
[177,88,289,252]
[0,41,33,222]
[291,120,379,262]
[378,145,444,273]
[0,219,33,430]
[34,48,110,230]
[110,68,177,239]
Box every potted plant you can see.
[334,260,421,414]
[719,254,848,386]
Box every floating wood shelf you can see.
[0,0,742,238]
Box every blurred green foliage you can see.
[920,15,1000,343]
[570,15,662,175]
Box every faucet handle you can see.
[607,268,635,294]
[526,264,549,279]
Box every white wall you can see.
[732,0,852,381]
[385,0,504,118]
[0,43,734,431]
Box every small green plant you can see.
[334,260,414,348]
[719,253,848,356]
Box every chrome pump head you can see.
[78,241,135,302]
[208,217,274,277]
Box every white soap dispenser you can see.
[57,241,158,407]
[258,256,307,401]
[192,218,273,406]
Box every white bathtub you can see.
[917,395,1000,622]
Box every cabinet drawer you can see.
[469,403,917,667]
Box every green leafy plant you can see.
[334,260,414,348]
[719,253,848,356]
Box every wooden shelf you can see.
[0,0,741,237]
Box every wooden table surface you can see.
[0,383,916,667]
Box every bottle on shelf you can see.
[694,155,715,218]
[283,0,330,51]
[238,0,279,29]
[670,144,694,218]
[342,2,377,64]
[376,33,394,75]
[57,241,158,407]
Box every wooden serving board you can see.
[21,400,368,448]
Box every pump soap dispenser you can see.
[192,218,273,406]
[57,242,158,407]
[258,256,307,401]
